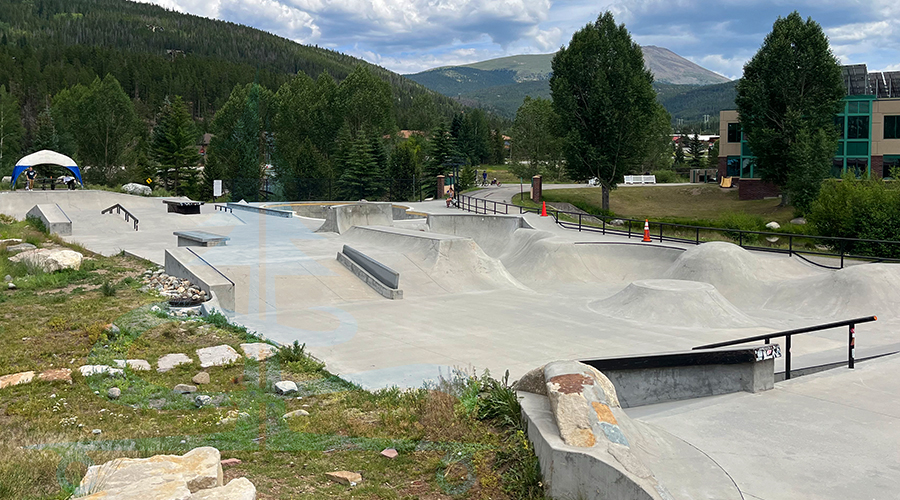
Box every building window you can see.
[831,159,844,178]
[726,156,740,177]
[741,158,753,178]
[847,158,868,177]
[846,141,868,156]
[847,116,869,139]
[727,123,741,143]
[885,116,900,139]
[834,116,845,139]
[884,156,900,178]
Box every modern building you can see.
[718,65,900,199]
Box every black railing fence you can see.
[219,177,424,204]
[454,193,900,269]
[693,315,877,380]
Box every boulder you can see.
[0,239,22,246]
[765,221,781,230]
[174,384,197,394]
[157,353,193,372]
[196,345,241,368]
[791,217,807,225]
[192,372,210,385]
[282,409,309,419]
[122,183,152,196]
[239,343,277,361]
[6,243,36,254]
[76,447,224,497]
[220,459,242,467]
[541,360,623,448]
[0,371,35,389]
[195,395,212,407]
[114,359,152,371]
[78,365,124,377]
[381,448,398,459]
[273,381,298,395]
[189,477,256,500]
[9,248,83,272]
[108,387,121,400]
[326,471,362,485]
[38,368,72,384]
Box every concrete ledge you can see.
[27,204,72,236]
[226,202,293,218]
[317,202,394,234]
[165,248,235,312]
[173,230,230,247]
[342,244,400,289]
[337,251,402,300]
[582,345,781,408]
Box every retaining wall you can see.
[165,248,235,312]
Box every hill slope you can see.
[0,0,463,132]
[408,46,733,120]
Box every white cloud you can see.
[691,54,747,80]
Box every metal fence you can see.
[454,193,900,269]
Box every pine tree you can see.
[674,135,686,167]
[424,124,454,196]
[150,96,200,196]
[32,104,59,152]
[688,133,705,169]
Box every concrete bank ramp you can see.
[426,213,533,257]
[589,279,759,329]
[663,241,824,307]
[341,225,527,294]
[316,202,393,234]
[765,263,900,319]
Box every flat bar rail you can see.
[454,193,900,269]
[101,204,139,231]
[692,315,877,380]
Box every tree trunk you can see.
[779,190,790,207]
[602,184,610,212]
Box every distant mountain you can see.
[407,46,732,120]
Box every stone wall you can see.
[738,178,781,200]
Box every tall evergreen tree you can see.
[688,133,705,169]
[32,104,59,152]
[150,96,201,196]
[0,85,24,177]
[424,123,455,196]
[389,140,422,201]
[550,12,662,211]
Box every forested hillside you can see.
[0,0,464,134]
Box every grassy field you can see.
[542,184,797,226]
[0,216,543,500]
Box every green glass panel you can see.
[846,141,868,156]
[858,101,870,114]
[741,142,753,156]
[836,141,844,155]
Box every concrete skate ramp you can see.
[341,225,527,294]
[590,279,759,328]
[426,213,533,257]
[501,231,683,285]
[765,263,900,319]
[663,241,823,307]
[316,202,393,234]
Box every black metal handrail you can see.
[101,204,139,231]
[185,247,234,286]
[693,315,877,380]
[454,193,900,269]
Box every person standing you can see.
[482,170,487,186]
[25,166,37,191]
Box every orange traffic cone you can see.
[541,201,548,217]
[642,219,652,242]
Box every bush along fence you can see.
[454,193,900,269]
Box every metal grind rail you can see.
[693,315,877,380]
[185,247,235,287]
[454,193,900,269]
[101,204,139,231]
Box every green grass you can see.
[0,214,546,500]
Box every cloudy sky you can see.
[141,0,899,78]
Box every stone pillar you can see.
[717,156,727,179]
[531,175,543,203]
[436,175,445,199]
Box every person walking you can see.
[25,166,37,191]
[482,170,487,186]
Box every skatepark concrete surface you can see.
[3,189,899,499]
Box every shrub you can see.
[720,212,766,243]
[808,173,900,258]
[277,341,325,373]
[651,169,687,184]
[100,281,117,297]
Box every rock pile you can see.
[74,446,257,499]
[141,269,208,304]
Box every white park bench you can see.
[624,175,656,185]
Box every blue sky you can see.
[140,0,900,78]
